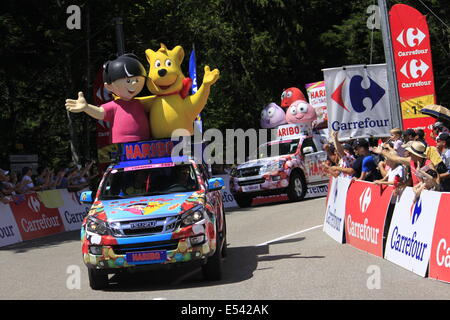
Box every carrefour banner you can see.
[323,64,391,140]
[345,181,393,257]
[323,176,351,243]
[216,174,238,208]
[429,193,450,283]
[385,188,441,277]
[0,202,22,247]
[58,189,90,231]
[8,193,66,242]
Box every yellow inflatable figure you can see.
[139,44,220,139]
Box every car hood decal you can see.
[93,191,205,221]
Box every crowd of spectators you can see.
[322,121,450,199]
[0,160,97,204]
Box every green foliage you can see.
[1,0,449,168]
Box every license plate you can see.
[242,184,261,192]
[126,250,167,264]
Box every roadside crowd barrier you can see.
[0,189,90,248]
[323,176,450,284]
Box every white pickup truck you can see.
[229,124,329,207]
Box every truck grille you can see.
[238,178,265,186]
[238,166,261,177]
[114,216,179,237]
[112,239,179,254]
[123,226,164,236]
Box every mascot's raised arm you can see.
[65,54,150,144]
[138,43,220,139]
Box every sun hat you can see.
[405,141,427,158]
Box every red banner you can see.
[9,194,65,241]
[345,181,393,257]
[389,4,436,145]
[429,193,450,283]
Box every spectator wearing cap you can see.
[329,138,380,181]
[431,121,449,140]
[436,132,450,191]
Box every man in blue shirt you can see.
[351,139,381,182]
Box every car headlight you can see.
[86,216,110,235]
[259,161,284,174]
[181,207,205,227]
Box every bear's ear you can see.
[145,49,155,63]
[172,45,185,65]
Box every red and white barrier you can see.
[429,193,450,283]
[345,181,393,257]
[0,189,90,248]
[324,177,450,283]
[323,177,351,243]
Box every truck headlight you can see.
[259,161,284,174]
[86,216,110,235]
[181,208,205,227]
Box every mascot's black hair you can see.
[103,53,146,84]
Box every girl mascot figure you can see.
[65,54,150,143]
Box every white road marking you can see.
[256,224,323,247]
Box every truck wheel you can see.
[234,195,253,208]
[202,222,223,281]
[88,268,109,290]
[287,171,306,202]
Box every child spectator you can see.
[389,128,406,157]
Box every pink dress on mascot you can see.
[285,100,317,124]
[260,103,287,128]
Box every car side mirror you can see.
[208,178,225,192]
[303,146,314,155]
[80,191,93,204]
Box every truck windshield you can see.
[99,164,199,200]
[253,139,300,159]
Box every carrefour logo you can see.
[400,59,429,79]
[359,187,372,213]
[27,196,41,213]
[411,198,422,225]
[331,75,386,113]
[396,28,426,48]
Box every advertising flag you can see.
[323,64,392,140]
[389,4,436,145]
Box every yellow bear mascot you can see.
[139,44,220,139]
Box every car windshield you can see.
[99,164,199,200]
[252,139,300,159]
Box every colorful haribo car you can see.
[80,139,226,290]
